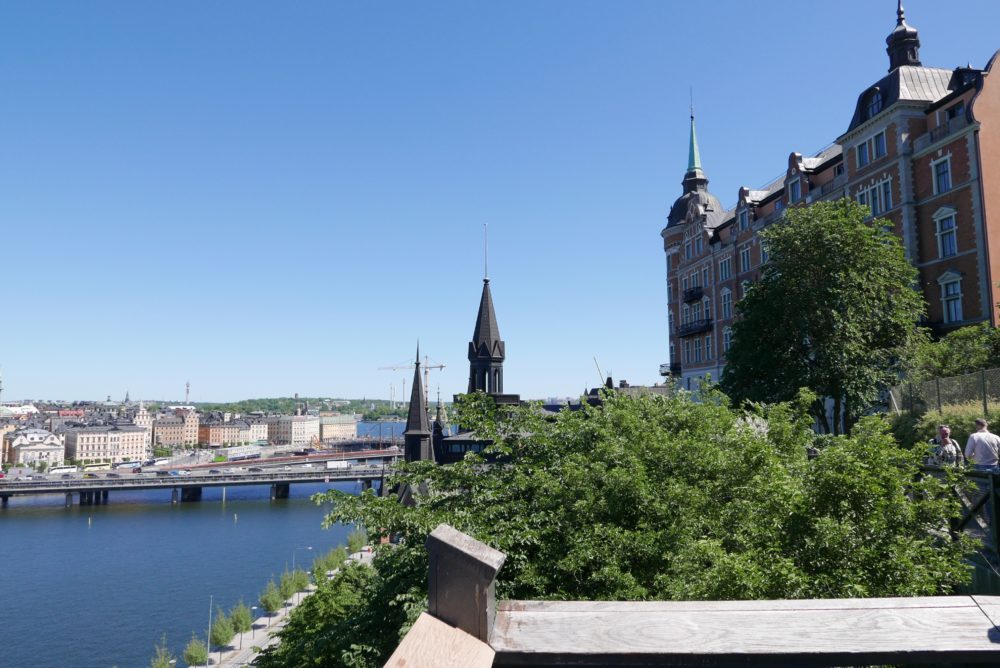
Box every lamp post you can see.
[207,594,213,668]
[251,605,258,643]
[292,546,313,605]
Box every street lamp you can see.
[251,605,258,643]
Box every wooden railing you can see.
[385,524,1000,667]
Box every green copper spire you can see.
[686,113,704,179]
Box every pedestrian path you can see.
[213,549,373,667]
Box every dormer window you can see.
[788,179,801,203]
[865,90,883,120]
[738,209,749,231]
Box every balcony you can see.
[808,173,848,201]
[913,114,970,153]
[659,363,682,377]
[682,286,704,303]
[677,318,713,337]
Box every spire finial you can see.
[687,109,703,176]
[897,0,905,25]
[415,341,421,365]
[483,223,489,283]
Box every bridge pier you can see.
[102,490,109,504]
[271,483,290,500]
[171,488,179,504]
[80,491,91,506]
[362,479,372,491]
[1,495,9,508]
[181,487,202,502]
[65,492,73,508]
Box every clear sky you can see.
[2,1,999,403]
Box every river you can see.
[0,421,404,668]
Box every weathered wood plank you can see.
[491,597,1000,666]
[384,612,495,668]
[499,596,978,613]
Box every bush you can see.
[279,570,297,601]
[148,634,174,668]
[896,401,1000,449]
[183,634,208,667]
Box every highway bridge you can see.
[0,463,394,508]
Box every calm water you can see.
[0,480,365,668]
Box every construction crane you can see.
[379,355,446,409]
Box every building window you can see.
[857,142,870,168]
[721,289,732,319]
[684,241,692,259]
[761,242,770,264]
[788,179,801,203]
[705,335,712,360]
[946,102,965,121]
[933,157,952,194]
[939,274,963,323]
[739,245,751,273]
[865,90,883,119]
[857,179,892,217]
[738,209,749,231]
[703,297,711,317]
[694,337,702,363]
[694,235,703,254]
[719,256,732,281]
[934,208,958,258]
[683,339,691,364]
[701,266,709,287]
[682,304,690,325]
[681,276,689,291]
[873,131,887,159]
[723,327,733,353]
[881,180,892,211]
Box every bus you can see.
[114,461,141,470]
[82,463,112,472]
[50,466,78,476]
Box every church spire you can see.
[886,0,921,71]
[468,278,505,394]
[403,342,432,462]
[681,108,708,194]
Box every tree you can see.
[149,634,174,668]
[230,600,253,635]
[210,607,235,649]
[346,528,368,554]
[720,199,925,433]
[258,391,974,668]
[183,634,208,667]
[278,570,296,602]
[907,322,1000,381]
[260,579,283,615]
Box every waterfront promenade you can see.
[215,549,375,667]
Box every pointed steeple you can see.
[468,279,506,394]
[886,0,921,71]
[403,343,432,462]
[681,110,709,194]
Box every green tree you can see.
[260,579,284,615]
[908,322,1000,381]
[279,570,296,602]
[346,528,367,554]
[230,599,253,635]
[259,391,973,668]
[210,607,235,648]
[148,634,174,668]
[183,634,208,667]
[720,199,925,434]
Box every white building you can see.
[6,428,65,468]
[320,415,358,441]
[265,415,320,446]
[64,425,148,464]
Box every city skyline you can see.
[3,1,1000,401]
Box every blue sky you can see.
[2,1,999,402]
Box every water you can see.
[0,480,364,668]
[356,420,405,439]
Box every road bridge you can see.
[0,465,390,508]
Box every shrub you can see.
[183,634,208,667]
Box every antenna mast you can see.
[483,223,489,280]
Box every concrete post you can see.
[65,492,72,508]
[171,488,179,504]
[426,523,506,643]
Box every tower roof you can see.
[685,114,705,181]
[404,344,430,436]
[470,279,504,360]
[886,0,921,71]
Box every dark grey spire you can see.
[403,343,432,462]
[468,279,505,394]
[886,0,921,71]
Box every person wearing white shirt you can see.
[965,418,1000,471]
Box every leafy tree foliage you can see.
[720,199,925,434]
[259,579,284,615]
[230,600,253,635]
[210,607,234,648]
[278,571,297,601]
[182,634,208,667]
[908,322,1000,381]
[346,528,368,554]
[259,391,973,668]
[148,634,174,668]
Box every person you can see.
[965,418,1000,472]
[928,425,963,467]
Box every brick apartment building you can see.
[661,3,1000,390]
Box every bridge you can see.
[0,464,392,508]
